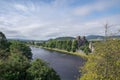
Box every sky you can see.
[0,0,120,40]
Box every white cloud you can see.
[0,0,120,40]
[1,12,120,40]
[14,4,28,12]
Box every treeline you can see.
[42,40,76,52]
[40,38,91,54]
[0,32,60,80]
[80,39,120,80]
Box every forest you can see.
[0,32,60,80]
[35,36,91,55]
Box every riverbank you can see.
[40,46,88,59]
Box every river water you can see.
[31,47,85,80]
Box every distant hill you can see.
[86,35,104,40]
[86,35,120,41]
[110,35,120,38]
[7,35,120,42]
[55,37,75,41]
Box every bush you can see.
[80,40,120,80]
[26,59,60,80]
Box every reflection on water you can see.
[31,47,85,80]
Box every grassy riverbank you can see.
[40,46,88,59]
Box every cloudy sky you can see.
[0,0,120,40]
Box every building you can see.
[76,36,88,47]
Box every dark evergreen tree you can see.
[72,40,78,52]
[66,40,72,52]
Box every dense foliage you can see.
[10,41,32,59]
[0,32,60,80]
[0,32,10,59]
[27,59,60,80]
[79,42,91,55]
[80,39,120,80]
[40,38,91,54]
[0,32,8,49]
[0,53,30,80]
[41,39,77,52]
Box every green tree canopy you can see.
[0,32,10,59]
[66,40,72,52]
[0,53,30,80]
[0,32,60,80]
[0,32,7,49]
[10,41,32,59]
[80,39,120,80]
[27,59,60,80]
[72,40,78,52]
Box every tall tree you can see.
[0,32,10,59]
[10,41,32,59]
[72,40,78,52]
[66,40,72,52]
[0,32,7,49]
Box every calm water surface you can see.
[31,47,85,80]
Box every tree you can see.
[0,32,61,80]
[0,32,7,49]
[48,40,56,48]
[61,41,67,50]
[10,41,32,59]
[0,32,10,59]
[72,40,78,52]
[0,53,30,80]
[66,40,72,52]
[0,49,10,60]
[80,39,120,80]
[79,44,91,55]
[26,59,60,80]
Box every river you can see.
[31,47,85,80]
